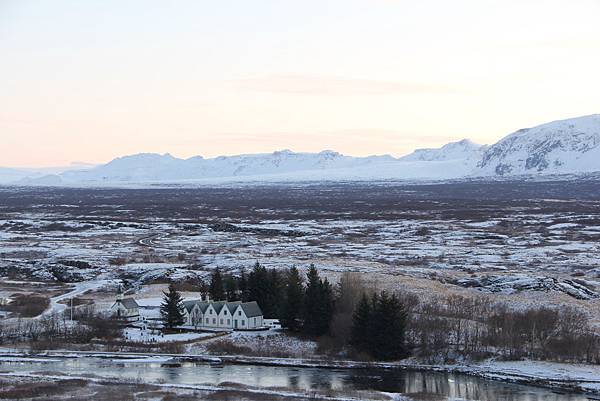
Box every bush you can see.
[206,339,252,355]
[1,294,50,317]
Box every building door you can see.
[234,320,238,329]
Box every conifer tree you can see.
[282,266,304,331]
[160,283,185,329]
[319,277,335,335]
[238,268,249,302]
[378,292,408,360]
[350,292,372,352]
[225,275,238,301]
[209,267,225,300]
[265,268,283,318]
[302,264,334,336]
[248,262,270,314]
[303,264,322,336]
[349,291,408,360]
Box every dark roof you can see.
[225,301,241,313]
[183,300,199,312]
[188,301,213,313]
[184,300,253,315]
[209,301,242,314]
[211,301,226,314]
[240,301,262,318]
[120,298,139,309]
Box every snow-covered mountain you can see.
[0,167,33,184]
[0,163,97,184]
[477,114,600,176]
[399,139,486,162]
[4,114,600,186]
[56,150,398,184]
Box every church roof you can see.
[120,298,139,309]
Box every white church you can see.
[110,293,140,322]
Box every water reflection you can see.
[348,370,587,401]
[0,358,589,401]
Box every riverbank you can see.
[1,347,599,397]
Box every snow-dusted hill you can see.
[399,139,486,162]
[4,114,600,186]
[478,114,600,176]
[54,150,400,184]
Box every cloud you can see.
[231,74,457,95]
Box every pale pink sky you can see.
[1,0,600,167]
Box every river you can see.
[0,356,591,401]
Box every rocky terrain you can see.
[1,180,600,323]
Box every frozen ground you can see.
[473,360,600,391]
[123,327,213,343]
[1,182,600,322]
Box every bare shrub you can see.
[407,293,600,364]
[108,257,127,266]
[1,294,50,317]
[0,379,87,399]
[206,339,252,355]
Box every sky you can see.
[1,0,600,168]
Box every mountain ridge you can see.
[4,114,600,186]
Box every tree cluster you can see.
[350,291,408,360]
[206,263,335,336]
[207,263,284,319]
[406,294,600,364]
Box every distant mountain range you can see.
[3,114,600,186]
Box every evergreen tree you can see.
[238,268,249,302]
[225,275,238,301]
[302,265,334,336]
[378,292,408,360]
[160,283,185,329]
[209,267,225,300]
[282,266,304,331]
[248,262,270,314]
[265,268,283,318]
[350,293,372,353]
[319,278,335,335]
[303,264,322,336]
[350,291,408,361]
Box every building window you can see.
[213,318,216,324]
[227,319,230,324]
[238,311,241,316]
[220,319,223,325]
[205,318,209,323]
[242,320,245,326]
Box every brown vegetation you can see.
[407,294,600,363]
[0,293,50,317]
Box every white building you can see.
[110,295,140,322]
[183,300,264,330]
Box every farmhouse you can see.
[183,299,263,330]
[111,295,140,321]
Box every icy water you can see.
[0,356,590,401]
